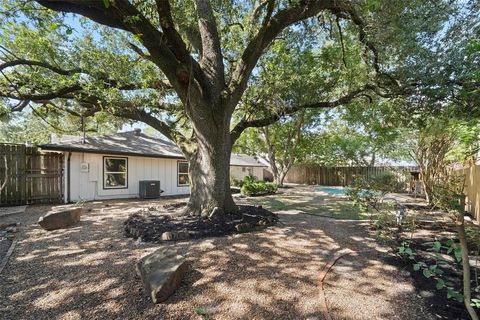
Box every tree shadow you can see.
[0,199,433,320]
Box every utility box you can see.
[139,180,162,199]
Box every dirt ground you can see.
[0,188,434,320]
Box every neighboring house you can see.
[230,153,268,181]
[40,129,267,202]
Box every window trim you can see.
[177,161,189,187]
[103,156,128,190]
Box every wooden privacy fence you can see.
[457,163,480,223]
[0,144,64,206]
[284,165,418,187]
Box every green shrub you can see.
[231,177,241,187]
[347,172,403,211]
[231,175,256,188]
[240,180,277,196]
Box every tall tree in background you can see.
[234,18,371,184]
[404,115,480,204]
[0,1,474,217]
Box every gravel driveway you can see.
[0,198,433,320]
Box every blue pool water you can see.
[315,186,349,195]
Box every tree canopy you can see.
[0,0,478,215]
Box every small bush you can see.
[231,175,257,188]
[347,172,403,211]
[240,179,277,196]
[231,177,241,187]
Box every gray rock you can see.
[161,231,190,241]
[38,207,82,231]
[136,248,187,303]
[258,219,267,227]
[175,231,190,240]
[161,231,174,241]
[236,222,253,233]
[419,290,435,298]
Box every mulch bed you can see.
[124,204,278,242]
[386,221,480,320]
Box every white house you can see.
[40,129,267,202]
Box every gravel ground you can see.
[0,195,434,320]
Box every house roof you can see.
[229,153,268,167]
[40,130,267,167]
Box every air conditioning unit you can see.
[139,180,162,199]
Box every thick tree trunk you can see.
[184,109,237,217]
[421,178,432,204]
[274,170,287,187]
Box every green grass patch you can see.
[246,193,373,220]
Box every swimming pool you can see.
[315,186,349,196]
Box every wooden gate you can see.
[0,144,64,206]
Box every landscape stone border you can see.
[0,223,19,274]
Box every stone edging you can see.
[0,236,17,274]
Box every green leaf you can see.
[48,23,60,30]
[436,278,445,290]
[432,241,441,252]
[194,307,209,319]
[413,263,421,271]
[471,299,480,307]
[103,0,110,8]
[454,248,462,262]
[423,269,432,278]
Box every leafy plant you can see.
[194,307,210,320]
[240,176,277,196]
[374,211,399,245]
[348,172,403,212]
[430,173,479,320]
[399,239,465,303]
[230,177,241,187]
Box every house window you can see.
[178,161,189,186]
[242,167,246,172]
[103,157,128,189]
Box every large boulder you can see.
[38,207,82,231]
[136,248,187,303]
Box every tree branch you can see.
[35,0,207,101]
[155,0,192,64]
[0,59,83,75]
[228,0,347,107]
[1,84,83,101]
[113,107,191,155]
[195,0,225,92]
[0,58,174,102]
[230,85,374,143]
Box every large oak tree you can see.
[0,0,428,216]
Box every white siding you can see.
[230,166,264,181]
[67,152,189,202]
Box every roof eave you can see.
[40,145,186,160]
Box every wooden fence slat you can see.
[0,143,64,206]
[284,164,418,189]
